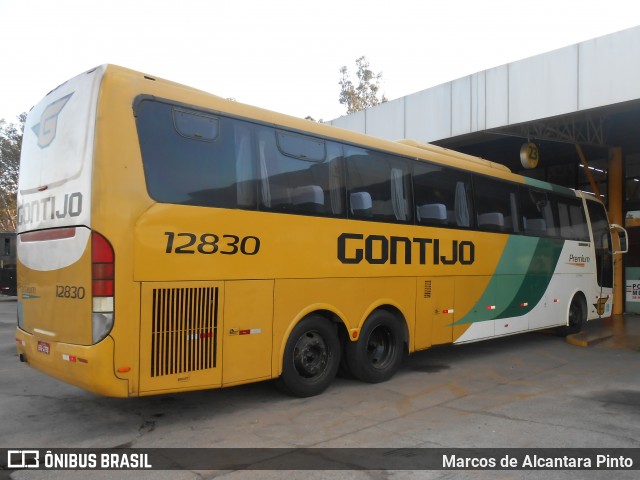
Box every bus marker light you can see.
[239,329,262,336]
[351,330,359,339]
[117,366,131,373]
[486,305,496,310]
[442,309,454,314]
[520,302,528,307]
[553,299,560,303]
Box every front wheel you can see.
[277,315,340,397]
[345,310,405,383]
[560,295,586,336]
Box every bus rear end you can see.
[15,66,128,396]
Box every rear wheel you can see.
[345,310,405,383]
[277,315,340,397]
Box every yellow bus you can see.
[15,65,627,398]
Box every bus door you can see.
[586,201,627,316]
[587,201,613,309]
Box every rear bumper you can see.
[15,328,129,397]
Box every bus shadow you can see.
[48,331,567,448]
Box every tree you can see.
[0,113,26,231]
[339,56,388,114]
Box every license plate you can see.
[37,341,50,355]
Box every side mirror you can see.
[610,224,629,254]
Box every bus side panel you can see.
[415,277,454,349]
[222,280,274,387]
[451,276,496,343]
[493,275,529,336]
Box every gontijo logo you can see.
[31,93,73,148]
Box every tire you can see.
[345,310,405,383]
[277,315,340,397]
[561,295,586,336]
[337,333,355,379]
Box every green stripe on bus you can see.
[451,236,565,325]
[523,176,576,196]
[496,238,565,319]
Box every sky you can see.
[1,0,639,125]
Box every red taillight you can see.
[92,232,114,297]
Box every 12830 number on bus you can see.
[164,232,260,255]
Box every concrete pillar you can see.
[607,147,624,314]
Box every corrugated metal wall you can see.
[329,26,640,143]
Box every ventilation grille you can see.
[423,280,432,299]
[151,287,218,377]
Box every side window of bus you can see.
[473,176,520,233]
[413,164,473,228]
[556,197,590,241]
[256,126,345,216]
[520,188,557,237]
[345,146,412,223]
[136,100,257,209]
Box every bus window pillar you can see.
[608,146,624,315]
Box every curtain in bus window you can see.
[455,181,470,227]
[542,201,557,236]
[327,143,344,215]
[235,125,256,208]
[257,133,273,208]
[391,168,408,221]
[510,192,521,233]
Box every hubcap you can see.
[293,331,328,378]
[366,326,394,370]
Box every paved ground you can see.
[1,296,639,480]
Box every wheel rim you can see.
[293,331,328,378]
[366,326,395,370]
